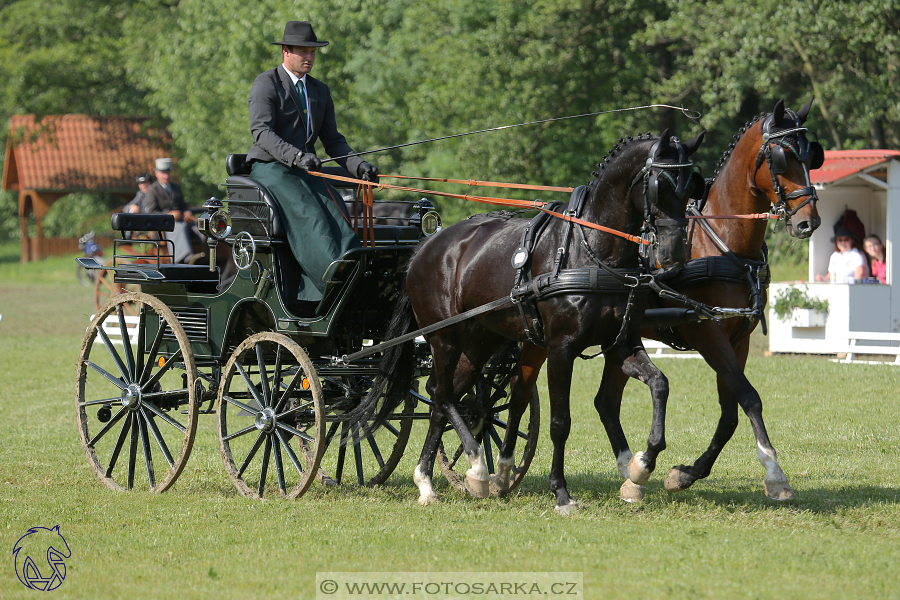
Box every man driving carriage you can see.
[246,20,379,302]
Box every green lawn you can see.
[1,244,898,599]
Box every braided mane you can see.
[588,133,656,186]
[708,114,768,186]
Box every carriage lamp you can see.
[410,198,442,237]
[198,197,232,272]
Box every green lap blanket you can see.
[250,161,360,301]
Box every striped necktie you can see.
[295,80,308,136]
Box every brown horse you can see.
[594,98,822,500]
[355,130,705,513]
[493,99,822,506]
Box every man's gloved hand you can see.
[293,152,322,172]
[357,161,379,183]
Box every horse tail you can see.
[349,285,418,437]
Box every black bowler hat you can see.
[271,21,329,47]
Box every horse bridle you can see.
[627,138,702,260]
[753,111,825,226]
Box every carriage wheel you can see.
[94,266,141,314]
[75,292,199,492]
[437,345,540,495]
[216,332,324,499]
[312,377,415,487]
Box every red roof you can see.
[811,149,900,186]
[2,115,172,193]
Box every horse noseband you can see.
[754,111,822,222]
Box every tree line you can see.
[1,0,897,231]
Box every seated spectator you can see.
[863,234,887,283]
[816,227,868,283]
[124,173,153,214]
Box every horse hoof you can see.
[627,452,652,485]
[619,479,644,503]
[465,475,490,499]
[554,500,579,516]
[489,473,510,497]
[664,466,696,493]
[764,480,796,501]
[418,493,440,506]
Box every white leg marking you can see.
[616,450,634,480]
[627,450,652,485]
[757,442,795,501]
[489,455,515,496]
[413,465,439,505]
[464,447,490,498]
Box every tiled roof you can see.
[2,115,172,192]
[811,149,900,186]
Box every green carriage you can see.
[74,155,538,499]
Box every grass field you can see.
[1,242,899,599]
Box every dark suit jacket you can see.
[246,65,363,176]
[143,181,187,216]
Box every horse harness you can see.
[753,110,824,228]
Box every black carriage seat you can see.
[109,213,220,293]
[224,154,419,244]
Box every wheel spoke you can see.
[104,412,133,477]
[142,401,187,433]
[275,399,314,420]
[272,435,286,495]
[488,424,504,449]
[80,396,121,408]
[135,308,146,385]
[88,405,128,447]
[142,348,183,392]
[275,430,305,477]
[257,436,272,497]
[255,343,271,408]
[96,325,130,382]
[334,422,349,484]
[222,394,262,416]
[223,423,259,442]
[235,361,265,410]
[352,423,365,485]
[118,305,136,380]
[138,316,165,386]
[276,421,315,443]
[137,409,156,488]
[237,431,265,478]
[142,409,175,467]
[366,429,386,470]
[273,369,305,414]
[272,345,284,403]
[482,426,495,474]
[86,360,128,392]
[127,413,139,490]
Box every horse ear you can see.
[797,96,815,124]
[682,129,706,156]
[772,98,785,126]
[656,128,670,157]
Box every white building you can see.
[768,150,900,358]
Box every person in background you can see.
[143,158,198,263]
[816,226,869,283]
[124,173,153,214]
[863,234,887,283]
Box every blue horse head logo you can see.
[12,525,71,591]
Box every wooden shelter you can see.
[1,115,172,262]
[768,150,900,359]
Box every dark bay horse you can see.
[355,130,705,513]
[591,98,823,501]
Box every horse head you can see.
[638,128,706,271]
[752,97,823,238]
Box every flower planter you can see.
[790,308,827,328]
